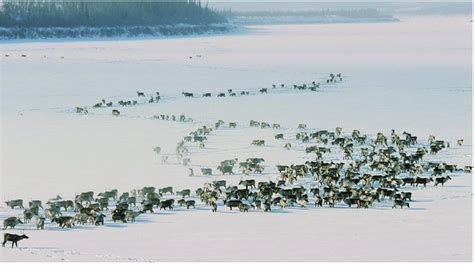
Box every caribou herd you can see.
[2,73,471,237]
[3,120,471,233]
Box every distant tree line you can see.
[0,0,227,28]
[0,23,235,39]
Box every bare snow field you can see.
[0,16,472,261]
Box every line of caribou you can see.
[181,73,341,99]
[76,91,162,116]
[75,73,342,117]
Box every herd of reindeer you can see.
[2,73,472,247]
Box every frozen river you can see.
[0,16,472,261]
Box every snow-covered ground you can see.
[0,16,472,261]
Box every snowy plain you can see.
[0,16,472,261]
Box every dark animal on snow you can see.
[392,199,410,209]
[5,199,23,209]
[263,202,271,212]
[52,216,75,228]
[176,189,191,198]
[140,186,156,197]
[159,199,174,210]
[29,200,43,209]
[159,186,174,195]
[141,203,154,213]
[95,213,106,225]
[97,197,109,211]
[402,177,416,186]
[401,192,412,201]
[218,165,234,175]
[434,176,451,186]
[98,189,118,200]
[201,168,212,175]
[112,210,127,223]
[75,191,94,204]
[343,198,359,208]
[185,200,196,209]
[3,234,29,248]
[52,200,74,211]
[224,199,241,210]
[3,217,23,230]
[211,201,218,212]
[314,196,323,207]
[415,177,432,187]
[213,180,226,189]
[239,179,256,189]
[251,140,265,146]
[119,192,129,202]
[23,210,34,223]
